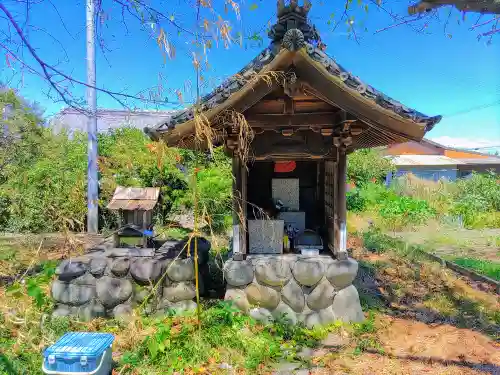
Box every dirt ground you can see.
[314,315,500,375]
[311,239,500,375]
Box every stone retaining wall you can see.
[223,255,363,328]
[51,247,197,320]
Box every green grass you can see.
[452,257,500,281]
[157,226,191,240]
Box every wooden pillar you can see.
[232,156,244,259]
[240,160,248,255]
[337,149,348,259]
[324,159,336,254]
[142,210,148,248]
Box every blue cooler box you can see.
[42,332,114,375]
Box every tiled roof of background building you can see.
[49,108,174,134]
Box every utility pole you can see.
[86,0,98,233]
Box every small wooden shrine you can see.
[107,186,160,248]
[145,0,441,260]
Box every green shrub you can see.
[347,183,393,213]
[175,148,232,233]
[0,192,10,230]
[0,95,233,233]
[379,194,435,232]
[391,173,455,215]
[347,189,366,212]
[450,172,500,228]
[347,148,395,186]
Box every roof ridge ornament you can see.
[269,0,326,52]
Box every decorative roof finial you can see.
[269,0,324,52]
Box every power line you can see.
[443,99,500,118]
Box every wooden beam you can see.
[284,96,295,115]
[246,112,356,127]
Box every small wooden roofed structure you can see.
[107,187,160,229]
[144,0,441,259]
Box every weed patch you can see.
[452,257,500,281]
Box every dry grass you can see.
[353,236,500,339]
[214,109,254,165]
[391,173,456,214]
[0,232,94,277]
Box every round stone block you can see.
[112,304,133,320]
[130,258,163,284]
[160,259,173,286]
[332,285,364,323]
[51,280,95,306]
[52,304,72,317]
[110,258,130,277]
[225,287,250,312]
[272,302,297,325]
[132,284,152,304]
[166,258,195,282]
[71,273,96,286]
[89,257,107,277]
[281,278,305,313]
[170,300,198,314]
[292,259,324,286]
[326,258,359,290]
[307,278,336,311]
[297,304,314,325]
[187,237,211,265]
[163,282,196,303]
[96,276,133,309]
[245,282,280,310]
[156,298,173,311]
[254,258,292,287]
[304,306,336,329]
[56,260,87,281]
[224,260,254,287]
[249,307,274,324]
[78,301,106,321]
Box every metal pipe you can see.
[86,0,98,233]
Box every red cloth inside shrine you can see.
[274,161,296,173]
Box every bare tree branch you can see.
[375,15,424,33]
[0,2,186,108]
[409,0,500,15]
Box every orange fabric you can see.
[274,161,296,173]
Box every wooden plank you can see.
[294,100,335,113]
[246,112,352,127]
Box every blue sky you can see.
[1,0,499,151]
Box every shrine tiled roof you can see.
[145,0,441,141]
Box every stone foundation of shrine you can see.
[223,254,363,328]
[50,245,198,321]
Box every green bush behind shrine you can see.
[1,90,499,234]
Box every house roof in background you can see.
[49,108,174,134]
[389,155,465,166]
[422,138,499,157]
[456,157,500,165]
[107,187,160,211]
